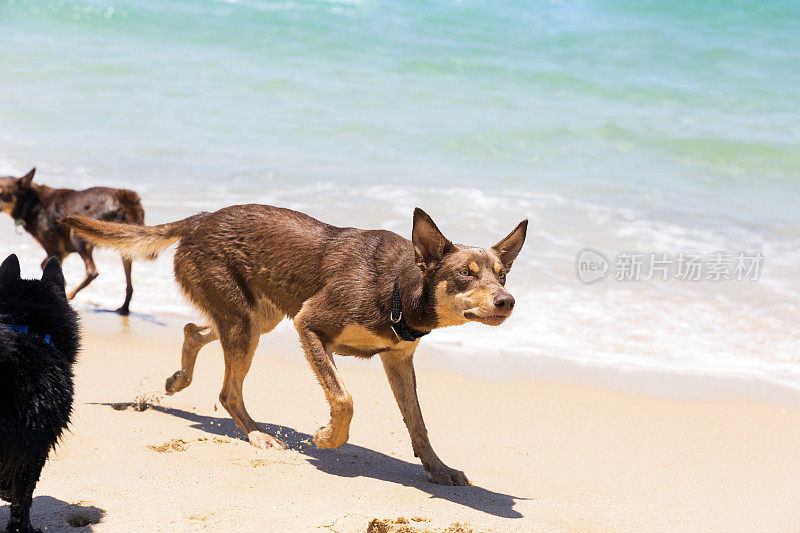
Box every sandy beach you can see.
[2,0,799,531]
[1,309,797,532]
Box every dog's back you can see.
[47,186,144,227]
[0,255,79,533]
[66,204,410,316]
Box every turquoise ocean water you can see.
[1,0,799,387]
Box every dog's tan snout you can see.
[493,292,515,312]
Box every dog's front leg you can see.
[381,350,470,486]
[295,321,353,449]
[6,456,45,533]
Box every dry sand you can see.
[3,309,800,532]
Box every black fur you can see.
[0,254,79,533]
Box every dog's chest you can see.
[331,324,404,357]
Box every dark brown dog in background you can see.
[65,205,527,485]
[0,168,145,315]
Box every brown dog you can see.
[0,168,144,315]
[64,205,527,485]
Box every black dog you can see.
[0,254,79,533]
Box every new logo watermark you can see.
[575,250,762,284]
[576,248,609,284]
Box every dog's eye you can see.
[498,272,506,284]
[457,268,471,278]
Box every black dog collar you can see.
[390,277,429,342]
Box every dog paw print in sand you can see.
[248,452,305,468]
[147,438,190,453]
[366,517,482,533]
[64,502,105,528]
[147,436,231,453]
[110,391,163,412]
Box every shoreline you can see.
[88,305,800,409]
[422,342,800,408]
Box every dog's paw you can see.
[425,464,471,486]
[165,371,189,395]
[247,431,286,450]
[312,425,348,449]
[184,322,207,340]
[114,306,130,316]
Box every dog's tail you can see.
[116,189,146,226]
[62,213,208,260]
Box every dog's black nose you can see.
[493,293,515,311]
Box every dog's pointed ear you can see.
[42,257,66,293]
[412,208,454,271]
[19,168,35,188]
[492,219,528,272]
[0,254,21,286]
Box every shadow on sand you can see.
[140,405,526,519]
[0,496,105,532]
[84,304,167,326]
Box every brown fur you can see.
[63,204,527,485]
[0,168,146,315]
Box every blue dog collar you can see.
[8,324,52,345]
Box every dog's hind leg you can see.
[67,247,98,300]
[218,313,286,450]
[165,323,219,395]
[171,249,284,448]
[40,252,66,272]
[115,257,134,315]
[6,454,46,533]
[381,350,470,486]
